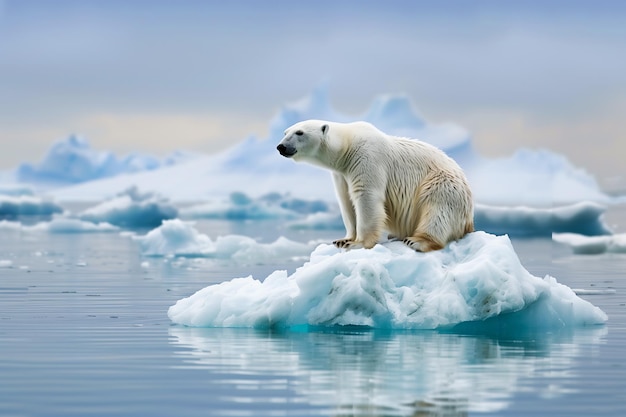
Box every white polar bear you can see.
[277,120,474,251]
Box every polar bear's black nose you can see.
[277,144,296,157]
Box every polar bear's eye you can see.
[295,130,304,136]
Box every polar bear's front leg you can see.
[332,173,357,248]
[353,189,386,249]
[336,177,385,249]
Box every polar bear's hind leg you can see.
[402,173,468,252]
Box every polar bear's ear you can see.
[321,124,329,135]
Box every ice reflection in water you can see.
[169,326,606,416]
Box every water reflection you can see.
[169,326,606,416]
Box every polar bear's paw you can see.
[402,237,426,252]
[333,238,363,250]
[402,235,444,253]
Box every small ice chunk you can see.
[553,233,626,254]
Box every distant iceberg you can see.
[168,232,607,330]
[553,232,626,254]
[0,217,118,233]
[135,218,315,264]
[30,87,611,205]
[78,186,177,228]
[16,135,198,187]
[474,201,612,237]
[467,149,608,205]
[181,192,330,220]
[0,194,63,218]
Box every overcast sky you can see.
[1,0,625,190]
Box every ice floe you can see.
[134,219,315,263]
[553,233,626,254]
[168,231,607,330]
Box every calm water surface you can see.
[1,207,625,416]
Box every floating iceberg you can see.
[474,201,612,237]
[78,186,177,228]
[135,219,315,263]
[181,192,330,220]
[168,232,607,330]
[0,195,63,218]
[553,233,626,254]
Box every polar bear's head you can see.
[276,120,329,162]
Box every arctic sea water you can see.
[1,88,625,415]
[1,208,625,417]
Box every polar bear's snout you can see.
[277,143,297,157]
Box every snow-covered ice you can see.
[134,219,315,263]
[168,231,607,330]
[78,186,177,228]
[553,233,626,254]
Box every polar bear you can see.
[276,120,474,251]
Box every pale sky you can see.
[1,0,625,190]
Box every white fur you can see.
[277,120,474,251]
